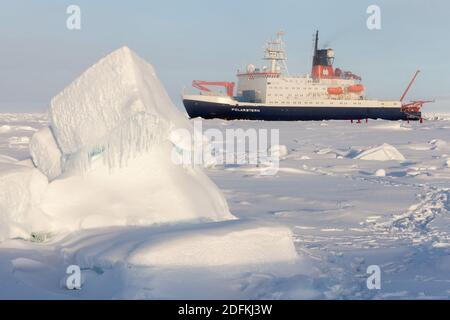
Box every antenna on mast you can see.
[314,30,319,53]
[264,30,289,75]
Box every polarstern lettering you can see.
[231,107,260,112]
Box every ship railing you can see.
[200,91,229,97]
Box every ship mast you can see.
[312,30,319,69]
[264,30,289,75]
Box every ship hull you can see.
[183,99,420,121]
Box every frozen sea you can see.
[0,112,449,299]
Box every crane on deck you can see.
[400,70,434,116]
[192,80,235,97]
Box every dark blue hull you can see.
[183,99,420,121]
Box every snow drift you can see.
[60,221,298,270]
[129,223,297,267]
[355,143,405,161]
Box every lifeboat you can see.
[327,87,344,95]
[347,84,365,93]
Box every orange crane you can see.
[192,80,235,97]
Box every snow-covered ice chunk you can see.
[36,46,233,231]
[29,127,62,181]
[49,46,190,169]
[40,148,233,231]
[8,136,30,146]
[269,144,289,159]
[316,148,333,155]
[0,163,49,241]
[373,122,411,131]
[429,139,447,150]
[59,221,298,270]
[424,112,450,120]
[375,169,386,177]
[354,143,405,161]
[0,125,11,134]
[129,222,298,267]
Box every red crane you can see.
[192,80,235,97]
[400,70,434,113]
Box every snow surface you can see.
[1,113,450,299]
[0,48,449,299]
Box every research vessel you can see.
[182,31,430,121]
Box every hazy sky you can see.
[0,0,449,112]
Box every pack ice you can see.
[0,47,298,270]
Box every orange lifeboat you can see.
[327,87,344,95]
[347,84,365,93]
